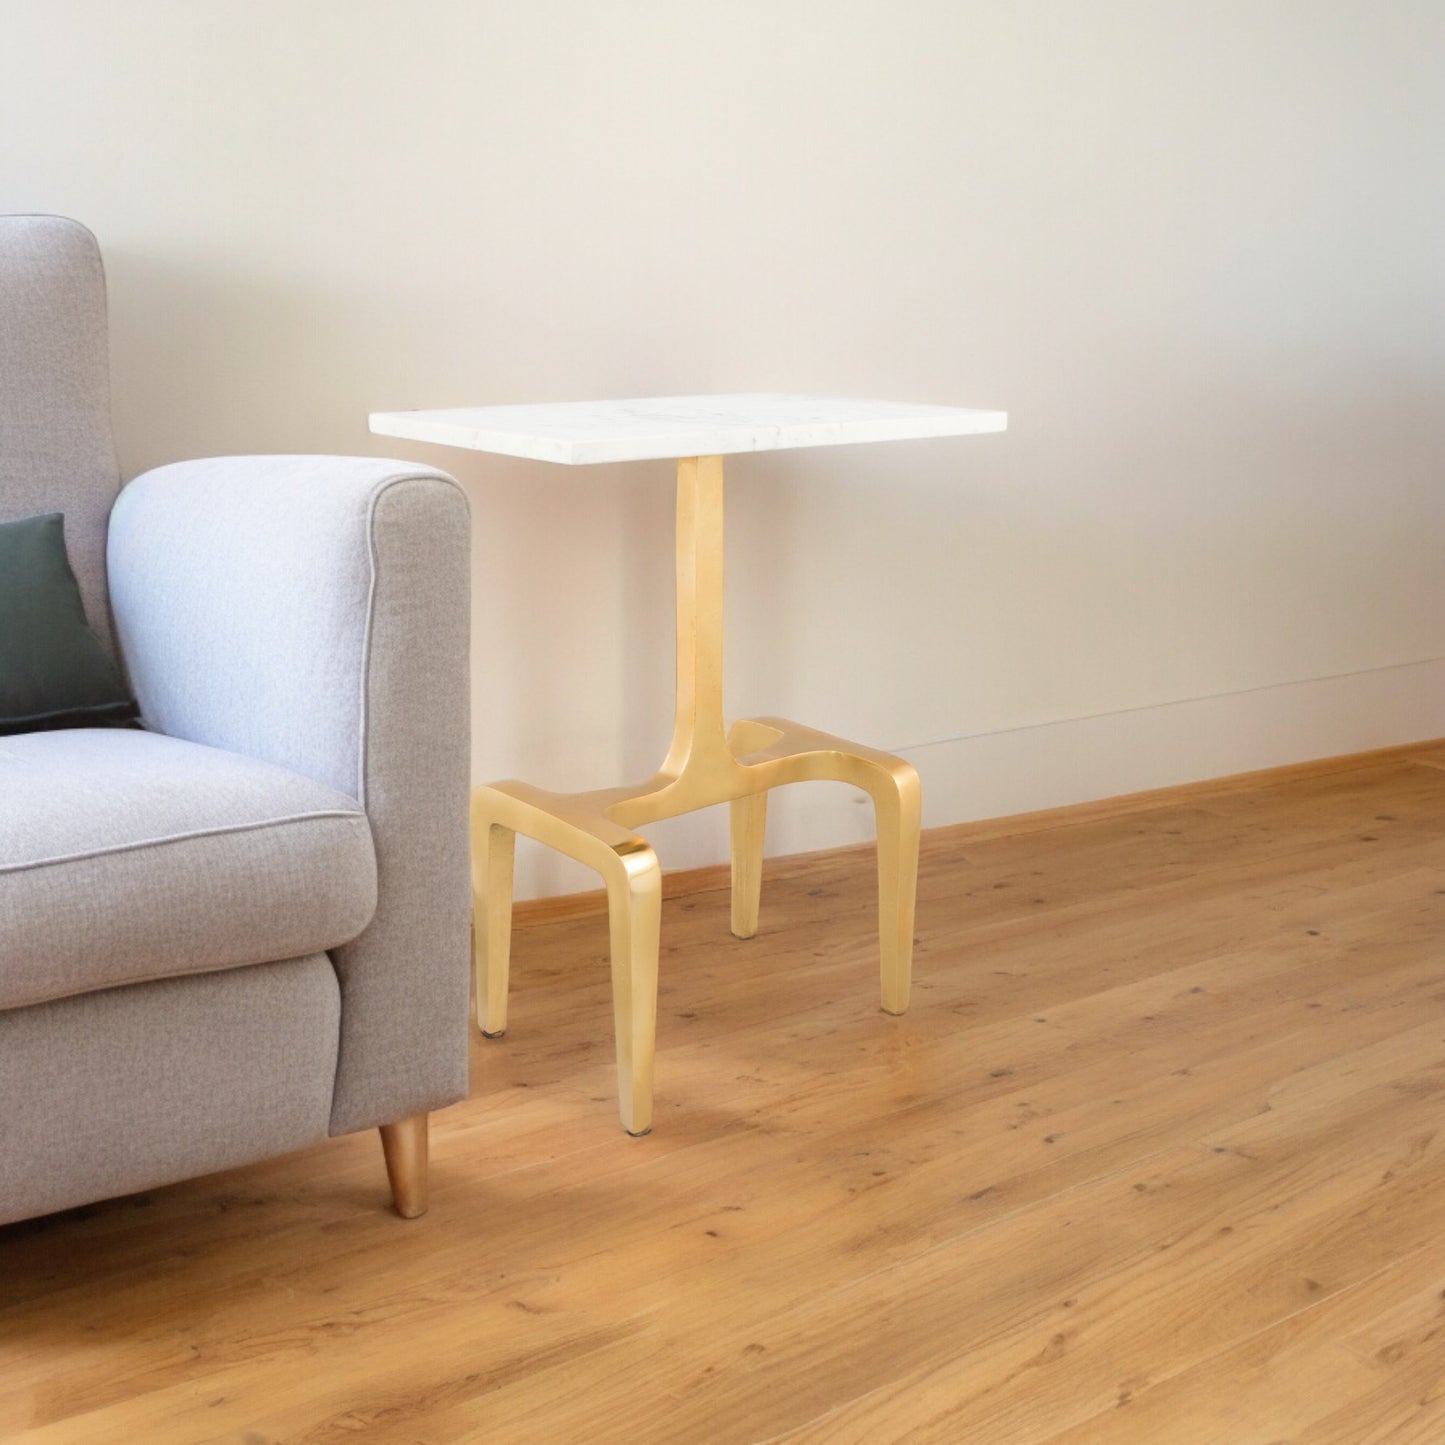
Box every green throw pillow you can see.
[0,511,138,735]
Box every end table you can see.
[370,395,1006,1135]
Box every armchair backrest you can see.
[0,215,121,652]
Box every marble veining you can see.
[369,393,1008,465]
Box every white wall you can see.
[5,0,1444,897]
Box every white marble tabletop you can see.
[368,393,1007,466]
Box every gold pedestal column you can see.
[471,454,921,1135]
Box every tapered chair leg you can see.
[379,1113,429,1219]
[473,816,516,1037]
[605,846,663,1137]
[729,789,768,940]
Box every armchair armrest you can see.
[107,455,472,1134]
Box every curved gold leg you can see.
[472,819,516,1037]
[733,718,922,1015]
[472,783,663,1136]
[862,757,922,1015]
[726,721,774,941]
[729,790,768,941]
[605,846,662,1136]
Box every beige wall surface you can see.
[4,1,1443,895]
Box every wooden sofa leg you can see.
[379,1113,429,1218]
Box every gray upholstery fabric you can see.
[0,728,376,1010]
[0,956,340,1226]
[329,477,474,1133]
[108,457,472,1135]
[0,217,119,654]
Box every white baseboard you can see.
[510,657,1445,900]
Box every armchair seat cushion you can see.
[0,728,377,1010]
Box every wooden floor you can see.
[5,744,1445,1443]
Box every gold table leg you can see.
[471,453,921,1135]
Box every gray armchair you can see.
[0,215,471,1224]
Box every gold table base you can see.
[471,454,921,1135]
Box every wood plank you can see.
[392,1081,1445,1442]
[13,891,1445,1441]
[1046,1247,1445,1443]
[3,754,1445,1442]
[770,1022,1445,1443]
